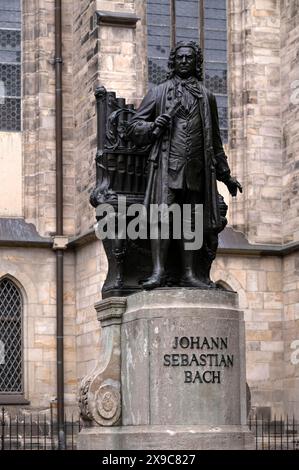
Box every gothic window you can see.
[0,278,23,396]
[147,0,228,142]
[0,0,21,131]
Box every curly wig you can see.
[167,41,204,82]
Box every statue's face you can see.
[174,47,196,78]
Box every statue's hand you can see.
[226,177,243,197]
[154,114,171,130]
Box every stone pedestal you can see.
[78,289,254,450]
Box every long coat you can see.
[127,78,231,233]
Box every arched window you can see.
[0,278,23,396]
[146,0,228,141]
[0,0,21,131]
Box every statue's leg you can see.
[142,228,170,290]
[142,188,176,290]
[180,247,207,288]
[179,189,209,288]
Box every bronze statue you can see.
[127,41,242,290]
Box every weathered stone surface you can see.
[121,289,247,427]
[79,297,125,426]
[78,289,254,449]
[78,424,254,450]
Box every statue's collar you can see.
[172,76,203,99]
[173,75,198,86]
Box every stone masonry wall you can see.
[0,247,77,409]
[73,0,98,237]
[228,0,282,244]
[75,240,107,382]
[280,0,299,417]
[23,0,75,237]
[213,253,284,414]
[282,253,299,416]
[281,1,299,244]
[95,0,147,102]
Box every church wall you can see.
[281,0,299,245]
[228,0,282,244]
[23,0,75,236]
[0,247,77,411]
[280,0,299,416]
[75,239,106,383]
[213,253,284,415]
[72,0,98,238]
[282,252,299,416]
[1,0,297,421]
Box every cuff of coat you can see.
[132,121,156,145]
[217,171,231,184]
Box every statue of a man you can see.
[127,41,242,290]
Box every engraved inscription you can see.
[163,336,234,384]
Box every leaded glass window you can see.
[176,0,200,43]
[204,0,228,142]
[0,278,23,395]
[0,0,21,131]
[147,0,171,87]
[147,0,228,142]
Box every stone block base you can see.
[78,425,254,450]
[79,289,255,450]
